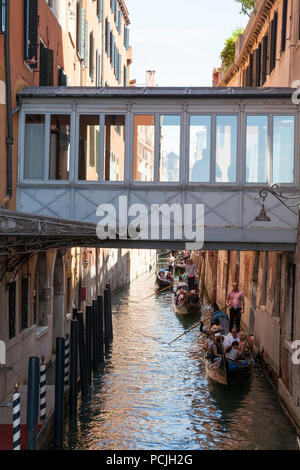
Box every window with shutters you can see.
[58,67,68,86]
[24,0,38,67]
[124,26,129,50]
[105,19,111,57]
[255,44,261,87]
[96,50,101,86]
[97,0,102,21]
[8,282,16,340]
[76,4,85,60]
[118,9,121,34]
[39,43,54,86]
[21,277,30,331]
[89,31,94,80]
[270,12,278,73]
[281,0,288,52]
[0,0,5,33]
[83,20,88,68]
[261,35,268,84]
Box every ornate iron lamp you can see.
[256,184,300,222]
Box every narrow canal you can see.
[64,269,298,450]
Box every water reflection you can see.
[64,270,297,450]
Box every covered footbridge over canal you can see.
[11,86,300,251]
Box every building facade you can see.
[203,0,300,431]
[0,0,155,405]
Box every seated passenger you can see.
[210,335,223,362]
[226,340,239,361]
[176,290,186,305]
[237,332,248,359]
[223,327,240,352]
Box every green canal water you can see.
[64,269,298,450]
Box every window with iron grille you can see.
[8,282,16,339]
[0,0,5,33]
[21,277,30,331]
[24,0,38,67]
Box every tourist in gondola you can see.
[226,340,239,361]
[210,335,223,362]
[185,258,198,290]
[223,327,240,352]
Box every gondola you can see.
[173,287,201,315]
[204,350,252,385]
[155,271,173,289]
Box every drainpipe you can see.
[4,0,13,202]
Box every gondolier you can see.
[185,259,198,290]
[226,282,244,332]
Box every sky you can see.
[125,0,250,87]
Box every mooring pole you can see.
[54,337,65,449]
[104,289,110,353]
[77,312,88,395]
[26,356,40,450]
[85,305,92,385]
[105,283,113,341]
[69,320,78,415]
[92,300,99,372]
[40,356,46,422]
[97,295,104,364]
[13,383,21,450]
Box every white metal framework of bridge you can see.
[12,86,300,251]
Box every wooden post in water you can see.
[104,289,110,353]
[92,300,99,371]
[76,312,88,395]
[85,306,92,385]
[97,295,104,363]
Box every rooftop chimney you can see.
[146,70,156,87]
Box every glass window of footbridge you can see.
[49,115,71,180]
[78,115,100,181]
[133,115,155,181]
[189,116,211,182]
[216,115,238,183]
[159,115,181,182]
[24,114,45,179]
[246,116,268,183]
[273,116,294,183]
[104,115,125,181]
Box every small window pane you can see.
[49,115,71,180]
[24,114,45,179]
[273,116,294,183]
[104,115,125,181]
[159,115,180,182]
[133,115,154,182]
[189,116,211,182]
[246,116,268,183]
[216,116,237,183]
[78,115,100,181]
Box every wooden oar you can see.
[168,304,228,346]
[140,283,174,302]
